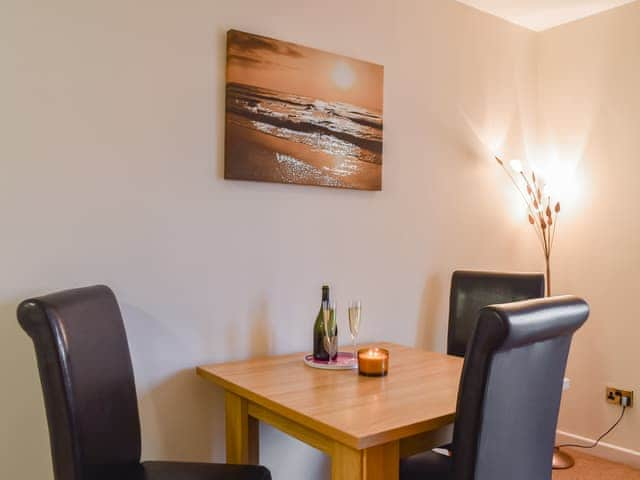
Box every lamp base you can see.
[553,447,575,469]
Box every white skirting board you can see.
[556,430,640,469]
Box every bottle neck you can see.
[321,287,329,303]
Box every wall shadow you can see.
[248,296,273,358]
[415,273,445,351]
[123,303,223,462]
[132,293,275,464]
[144,368,225,462]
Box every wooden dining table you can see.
[196,342,463,480]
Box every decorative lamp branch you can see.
[495,156,560,297]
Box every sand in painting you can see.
[225,118,382,190]
[225,111,381,190]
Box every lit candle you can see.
[357,347,389,377]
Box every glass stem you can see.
[353,337,357,366]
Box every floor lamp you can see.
[495,156,573,470]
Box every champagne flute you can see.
[323,302,338,364]
[348,300,361,366]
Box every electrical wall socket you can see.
[606,387,634,407]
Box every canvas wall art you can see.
[224,30,384,190]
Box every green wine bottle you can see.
[313,285,337,361]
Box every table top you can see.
[196,342,463,449]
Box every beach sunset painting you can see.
[224,30,384,190]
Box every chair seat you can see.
[399,450,452,480]
[90,461,271,480]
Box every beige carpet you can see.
[553,449,640,479]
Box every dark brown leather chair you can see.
[17,285,271,480]
[401,296,589,480]
[448,270,545,357]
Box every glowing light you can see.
[509,159,524,173]
[530,149,582,208]
[539,164,578,203]
[332,60,355,90]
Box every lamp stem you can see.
[545,254,551,297]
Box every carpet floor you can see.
[553,449,640,479]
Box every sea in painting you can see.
[224,30,384,190]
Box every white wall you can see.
[0,1,539,478]
[538,0,640,460]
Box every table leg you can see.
[332,441,399,480]
[225,391,259,464]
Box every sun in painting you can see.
[331,60,356,90]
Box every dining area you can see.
[16,272,590,480]
[193,272,587,480]
[4,1,640,479]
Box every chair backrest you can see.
[448,271,545,357]
[17,285,141,480]
[451,296,589,480]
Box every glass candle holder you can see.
[357,347,389,377]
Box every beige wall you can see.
[1,1,547,479]
[538,0,640,459]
